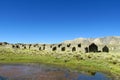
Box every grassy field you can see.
[0,47,120,78]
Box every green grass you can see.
[0,47,120,78]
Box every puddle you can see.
[0,63,112,80]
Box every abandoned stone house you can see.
[2,42,109,53]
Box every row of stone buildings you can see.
[0,42,109,53]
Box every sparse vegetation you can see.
[0,46,120,79]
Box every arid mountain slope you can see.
[63,36,120,45]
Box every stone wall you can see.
[1,42,110,53]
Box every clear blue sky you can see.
[0,0,120,43]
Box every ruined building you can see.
[2,42,109,53]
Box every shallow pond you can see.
[0,63,112,80]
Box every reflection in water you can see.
[0,64,111,80]
[0,76,8,80]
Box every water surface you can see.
[0,63,112,80]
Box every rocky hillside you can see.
[63,36,120,45]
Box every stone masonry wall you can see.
[1,42,110,53]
